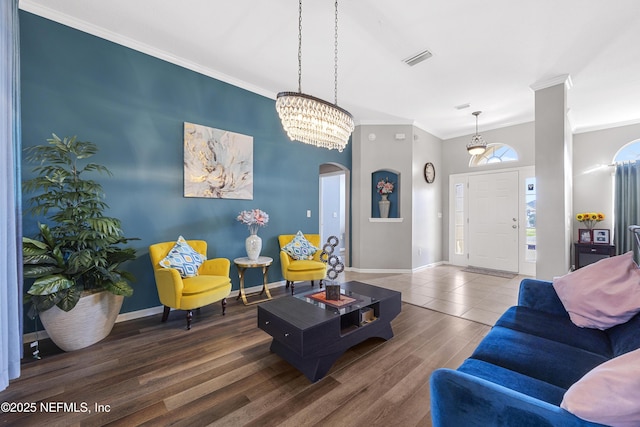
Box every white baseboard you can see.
[347,267,414,274]
[412,261,445,272]
[23,281,288,344]
[348,261,444,274]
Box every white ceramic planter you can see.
[39,291,124,352]
[378,194,391,218]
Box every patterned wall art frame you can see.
[183,122,253,199]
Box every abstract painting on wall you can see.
[183,122,253,199]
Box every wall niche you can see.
[371,170,400,219]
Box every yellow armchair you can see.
[278,233,327,295]
[149,240,231,330]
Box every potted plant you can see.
[22,134,138,351]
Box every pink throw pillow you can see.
[553,251,640,329]
[561,348,640,427]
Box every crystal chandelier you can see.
[276,0,354,152]
[467,111,487,155]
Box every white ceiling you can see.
[19,0,640,139]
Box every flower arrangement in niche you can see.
[576,212,605,229]
[377,177,394,195]
[237,209,269,234]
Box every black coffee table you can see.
[257,281,402,382]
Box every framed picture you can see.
[578,229,592,243]
[183,122,253,200]
[593,229,610,245]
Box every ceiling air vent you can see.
[403,49,433,66]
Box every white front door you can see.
[468,171,519,272]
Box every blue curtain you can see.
[0,0,23,391]
[614,161,640,257]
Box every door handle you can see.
[512,225,517,229]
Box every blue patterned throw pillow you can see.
[159,236,206,278]
[282,231,319,260]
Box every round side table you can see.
[233,256,273,305]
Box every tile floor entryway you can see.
[341,264,529,326]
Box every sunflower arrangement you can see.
[575,212,605,229]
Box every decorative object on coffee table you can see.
[360,307,375,324]
[308,291,355,307]
[320,235,344,281]
[325,285,341,300]
[320,235,344,300]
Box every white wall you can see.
[412,127,443,267]
[573,122,640,244]
[352,125,413,270]
[350,121,640,273]
[441,121,535,259]
[352,124,443,271]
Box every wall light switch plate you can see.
[307,210,311,218]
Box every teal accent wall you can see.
[19,11,351,330]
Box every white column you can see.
[531,75,573,280]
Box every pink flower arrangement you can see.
[377,177,394,195]
[237,209,269,234]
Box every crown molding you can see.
[19,0,276,100]
[530,74,573,91]
[573,117,640,135]
[355,119,442,140]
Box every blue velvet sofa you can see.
[430,278,640,426]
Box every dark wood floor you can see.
[2,282,490,427]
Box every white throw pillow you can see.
[553,251,640,329]
[561,348,640,427]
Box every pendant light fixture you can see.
[275,0,354,152]
[467,111,487,155]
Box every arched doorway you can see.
[319,163,350,266]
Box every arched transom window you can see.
[614,139,640,163]
[469,143,519,167]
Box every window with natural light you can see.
[469,143,518,167]
[526,177,536,262]
[454,183,465,255]
[614,139,640,163]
